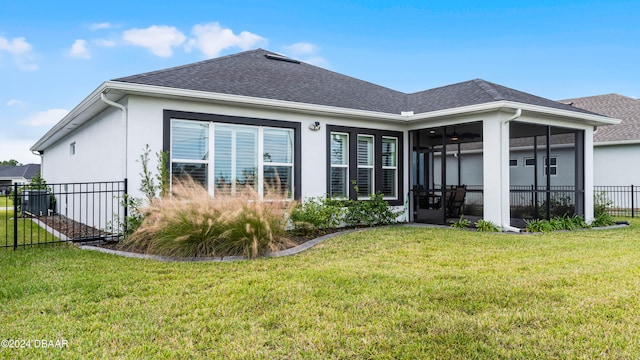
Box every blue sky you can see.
[2,0,639,164]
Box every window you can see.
[330,133,349,198]
[381,137,397,198]
[327,125,403,205]
[171,120,209,186]
[524,158,535,167]
[357,135,374,198]
[70,142,76,156]
[509,159,518,167]
[170,118,296,199]
[544,156,557,176]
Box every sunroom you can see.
[407,107,601,231]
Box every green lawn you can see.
[0,195,14,209]
[1,221,639,359]
[1,210,59,249]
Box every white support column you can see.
[584,126,595,222]
[482,119,503,227]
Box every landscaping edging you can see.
[78,222,630,262]
[78,228,362,262]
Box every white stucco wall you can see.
[41,104,125,184]
[121,95,410,204]
[509,147,576,187]
[39,92,605,228]
[593,144,640,186]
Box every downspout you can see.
[100,93,128,179]
[31,150,43,171]
[501,108,522,232]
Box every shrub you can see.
[343,193,402,227]
[450,215,470,229]
[591,211,616,228]
[524,218,552,233]
[474,219,500,232]
[290,196,344,233]
[120,179,296,259]
[594,191,613,217]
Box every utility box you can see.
[23,190,49,216]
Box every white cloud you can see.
[0,36,32,54]
[6,99,26,107]
[69,39,90,59]
[94,39,116,47]
[186,22,265,58]
[282,42,329,68]
[0,35,38,71]
[123,25,186,57]
[0,138,41,164]
[89,22,112,31]
[283,42,319,56]
[21,109,69,127]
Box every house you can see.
[31,49,619,230]
[0,163,41,193]
[559,94,640,186]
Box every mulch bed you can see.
[35,214,111,240]
[35,213,355,255]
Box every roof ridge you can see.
[561,93,639,102]
[113,48,269,81]
[472,79,505,101]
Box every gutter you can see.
[100,93,128,179]
[501,108,523,233]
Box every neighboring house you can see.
[31,49,619,230]
[0,164,41,193]
[559,94,640,186]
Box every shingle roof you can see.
[115,49,407,114]
[407,79,596,114]
[114,48,596,117]
[0,164,41,180]
[560,94,640,143]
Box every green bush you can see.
[290,196,344,233]
[591,211,616,228]
[594,191,613,217]
[525,218,552,233]
[343,193,402,227]
[450,216,471,229]
[474,219,500,232]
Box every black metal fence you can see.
[1,180,127,250]
[510,185,580,219]
[594,185,640,218]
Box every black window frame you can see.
[326,125,404,206]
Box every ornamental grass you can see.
[119,178,296,259]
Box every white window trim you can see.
[524,157,535,167]
[357,135,375,200]
[381,136,398,200]
[509,158,518,167]
[330,132,350,199]
[544,156,558,177]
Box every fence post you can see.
[123,178,128,237]
[13,183,18,250]
[632,185,635,219]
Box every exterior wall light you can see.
[309,121,321,131]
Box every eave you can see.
[31,81,622,152]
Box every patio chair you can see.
[446,185,466,217]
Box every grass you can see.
[1,210,59,249]
[1,220,640,358]
[0,195,13,208]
